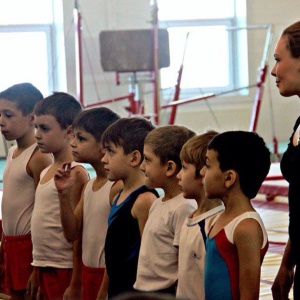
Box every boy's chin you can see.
[144,180,157,190]
[182,192,195,199]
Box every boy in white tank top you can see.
[0,83,53,300]
[30,92,89,300]
[200,131,270,300]
[54,107,122,300]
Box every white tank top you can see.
[31,162,85,268]
[82,178,113,268]
[2,144,37,236]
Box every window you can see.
[157,0,247,99]
[0,0,66,96]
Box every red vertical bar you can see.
[249,65,268,132]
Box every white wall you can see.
[61,0,300,146]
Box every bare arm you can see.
[55,162,88,241]
[27,148,53,188]
[131,191,157,236]
[63,237,82,300]
[272,238,295,300]
[109,180,123,205]
[234,218,264,300]
[96,269,109,300]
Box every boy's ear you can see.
[66,125,73,136]
[28,113,34,125]
[224,170,237,188]
[166,160,177,177]
[130,150,142,167]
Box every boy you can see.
[0,83,53,300]
[176,131,224,300]
[100,117,159,299]
[200,131,270,300]
[30,92,89,300]
[54,107,122,300]
[134,125,197,295]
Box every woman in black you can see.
[271,20,300,300]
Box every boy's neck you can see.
[221,189,253,216]
[93,162,107,179]
[15,131,36,150]
[162,178,182,201]
[193,198,223,217]
[52,144,74,165]
[121,168,146,194]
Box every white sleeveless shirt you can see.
[2,144,37,236]
[31,162,85,268]
[82,178,113,268]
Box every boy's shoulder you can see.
[185,205,224,230]
[150,193,197,215]
[133,186,159,205]
[131,185,159,198]
[171,193,197,209]
[223,211,267,239]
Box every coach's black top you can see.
[281,116,300,264]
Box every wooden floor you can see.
[253,197,291,299]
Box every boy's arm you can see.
[234,218,264,300]
[132,192,157,236]
[172,202,196,247]
[63,237,82,300]
[96,268,109,300]
[55,163,88,241]
[272,238,295,300]
[0,233,5,287]
[26,268,38,300]
[27,149,53,187]
[109,180,123,205]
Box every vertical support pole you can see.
[74,0,84,106]
[249,65,268,132]
[169,32,190,125]
[150,0,160,125]
[248,24,273,133]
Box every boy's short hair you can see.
[207,131,271,199]
[72,107,120,142]
[180,130,219,177]
[102,117,155,158]
[0,82,43,116]
[144,125,196,171]
[34,92,82,129]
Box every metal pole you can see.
[74,0,84,105]
[150,0,160,125]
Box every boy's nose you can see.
[140,159,145,172]
[199,166,205,177]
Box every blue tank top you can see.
[105,185,159,298]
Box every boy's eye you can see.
[105,147,113,154]
[40,126,49,132]
[4,113,13,118]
